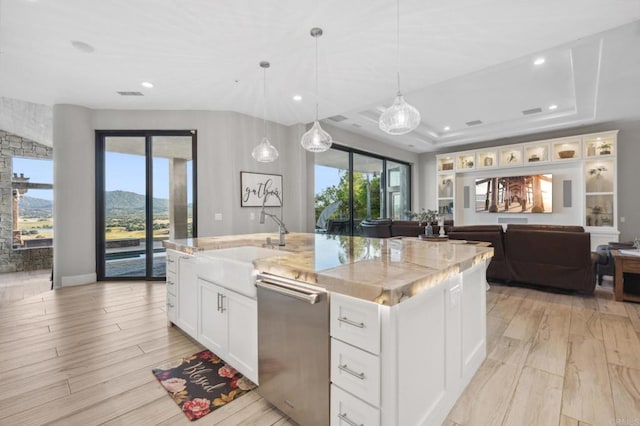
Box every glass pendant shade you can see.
[252,136,279,162]
[252,60,278,162]
[378,93,421,135]
[300,120,332,153]
[301,27,332,153]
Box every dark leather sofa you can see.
[360,219,453,238]
[448,224,600,293]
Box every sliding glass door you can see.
[314,144,411,236]
[96,130,197,280]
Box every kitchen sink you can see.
[196,246,286,298]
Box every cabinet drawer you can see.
[331,384,379,426]
[331,339,380,407]
[167,293,176,322]
[167,250,178,273]
[331,293,380,354]
[166,271,177,296]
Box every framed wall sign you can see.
[240,172,283,207]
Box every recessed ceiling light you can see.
[70,40,94,53]
[141,81,154,88]
[293,95,302,102]
[534,57,545,66]
[548,104,558,110]
[444,126,450,131]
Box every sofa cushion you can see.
[505,228,595,292]
[506,224,585,233]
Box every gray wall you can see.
[418,120,640,241]
[52,107,413,287]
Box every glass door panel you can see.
[386,161,410,220]
[104,136,147,278]
[97,131,196,281]
[314,149,350,235]
[353,154,383,235]
[151,135,195,278]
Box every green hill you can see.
[20,190,180,218]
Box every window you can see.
[12,157,54,249]
[314,144,411,236]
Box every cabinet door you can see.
[176,255,198,338]
[225,289,258,384]
[198,279,227,356]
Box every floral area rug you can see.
[152,349,256,421]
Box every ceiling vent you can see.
[465,120,483,126]
[328,115,348,122]
[522,107,542,115]
[117,91,144,96]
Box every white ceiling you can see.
[1,0,640,153]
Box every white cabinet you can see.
[176,254,198,339]
[197,277,258,384]
[198,279,226,355]
[330,260,489,426]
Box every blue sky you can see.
[315,165,342,194]
[13,154,193,201]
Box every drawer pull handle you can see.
[167,280,174,285]
[167,258,175,264]
[338,316,365,328]
[339,364,365,380]
[338,412,363,426]
[167,303,175,308]
[220,294,226,313]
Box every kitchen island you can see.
[163,232,493,426]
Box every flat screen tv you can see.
[475,174,552,213]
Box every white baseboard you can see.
[61,273,97,287]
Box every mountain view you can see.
[20,190,173,217]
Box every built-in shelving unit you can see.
[435,130,619,248]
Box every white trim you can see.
[61,273,96,287]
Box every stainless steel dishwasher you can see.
[256,273,329,426]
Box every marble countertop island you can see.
[163,232,493,305]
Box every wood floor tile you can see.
[600,313,640,369]
[570,306,603,341]
[562,335,616,425]
[596,293,628,317]
[502,366,563,426]
[608,364,640,425]
[487,292,524,321]
[559,414,594,426]
[488,336,530,368]
[502,298,546,342]
[447,358,520,426]
[625,303,640,333]
[525,304,571,376]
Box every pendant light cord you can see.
[396,0,401,96]
[263,67,267,138]
[315,35,319,121]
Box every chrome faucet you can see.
[259,192,288,246]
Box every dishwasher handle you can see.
[256,277,324,305]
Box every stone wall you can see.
[0,130,53,273]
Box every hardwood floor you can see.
[1,272,640,425]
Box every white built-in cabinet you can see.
[435,130,619,248]
[166,250,259,384]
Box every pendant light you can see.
[300,27,332,153]
[252,61,279,162]
[378,0,421,135]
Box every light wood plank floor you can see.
[2,272,640,425]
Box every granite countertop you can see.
[163,233,493,306]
